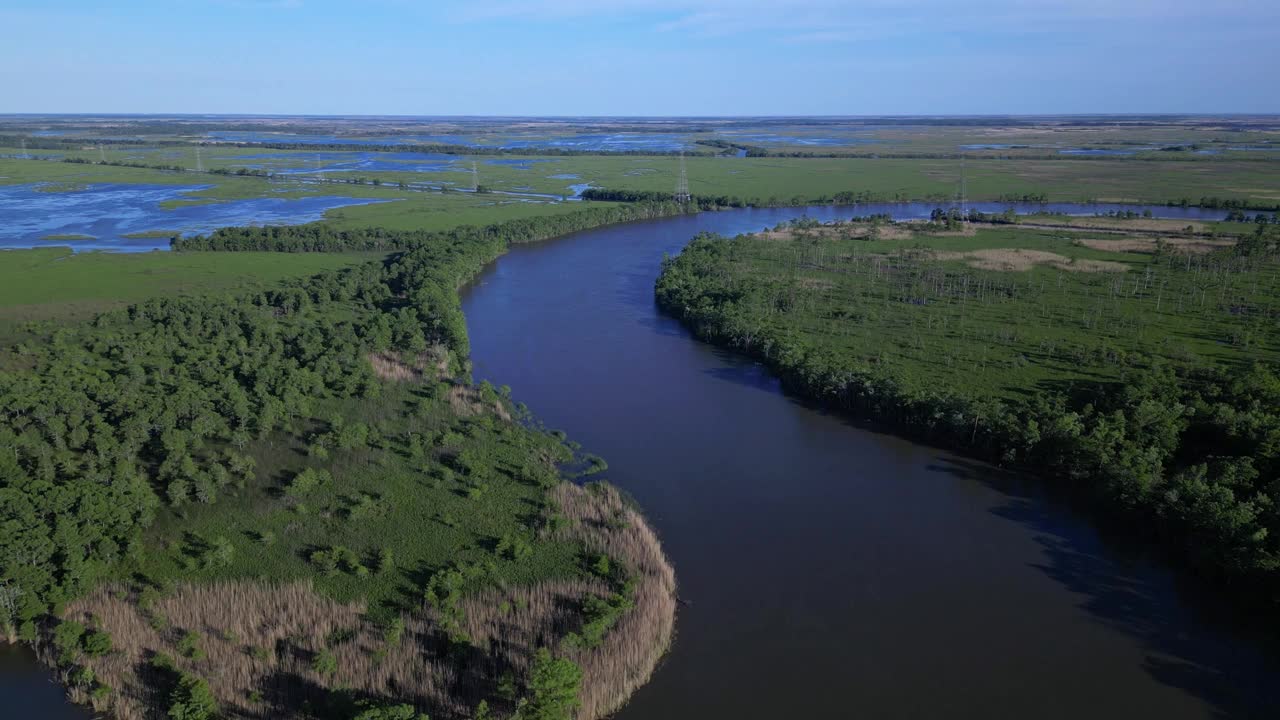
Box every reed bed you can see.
[50,483,675,720]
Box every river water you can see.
[5,203,1278,718]
[460,205,1280,719]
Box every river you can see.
[5,203,1278,718]
[460,205,1280,719]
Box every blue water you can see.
[484,158,561,168]
[498,133,688,152]
[205,130,690,152]
[218,150,463,175]
[0,183,394,251]
[1059,148,1140,156]
[721,132,868,147]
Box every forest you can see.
[0,206,684,719]
[172,201,690,253]
[655,218,1280,586]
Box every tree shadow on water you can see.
[931,457,1280,719]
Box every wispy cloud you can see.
[444,0,1280,39]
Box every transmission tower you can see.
[194,146,203,172]
[471,162,479,192]
[674,152,691,204]
[99,145,106,163]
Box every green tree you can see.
[515,650,581,720]
[168,673,217,720]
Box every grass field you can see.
[7,151,1280,213]
[659,219,1280,399]
[129,379,583,620]
[0,247,388,338]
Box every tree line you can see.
[172,200,691,253]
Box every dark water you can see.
[3,203,1277,718]
[0,645,83,719]
[460,205,1280,719]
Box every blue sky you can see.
[2,0,1277,115]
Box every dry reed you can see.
[49,485,675,720]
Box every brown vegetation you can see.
[1074,237,1234,255]
[546,484,677,719]
[447,385,512,422]
[367,346,450,382]
[47,486,675,720]
[934,248,1129,273]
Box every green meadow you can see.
[0,247,388,339]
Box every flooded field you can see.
[0,183,392,251]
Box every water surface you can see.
[0,183,392,251]
[461,205,1280,719]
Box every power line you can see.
[674,152,691,204]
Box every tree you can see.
[168,673,217,720]
[514,649,581,720]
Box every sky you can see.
[1,0,1278,116]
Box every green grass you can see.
[305,154,1280,206]
[0,247,388,339]
[8,150,1278,211]
[322,191,609,232]
[664,221,1280,399]
[130,380,580,621]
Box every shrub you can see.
[312,649,337,676]
[53,620,85,664]
[310,549,340,576]
[177,631,204,660]
[83,630,113,657]
[383,617,405,647]
[377,547,395,575]
[287,468,332,496]
[168,673,217,720]
[70,665,96,688]
[249,645,271,662]
[515,649,582,720]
